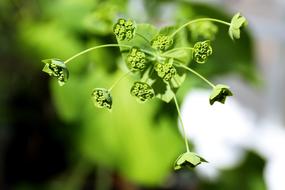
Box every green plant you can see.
[42,13,247,170]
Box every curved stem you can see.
[64,44,132,64]
[162,47,194,56]
[176,63,215,88]
[108,71,131,91]
[170,18,231,37]
[173,95,190,153]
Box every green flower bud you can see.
[151,35,173,51]
[174,152,207,170]
[229,12,247,40]
[113,18,136,41]
[154,59,176,82]
[130,82,154,102]
[42,58,69,86]
[193,40,213,64]
[209,84,233,105]
[126,48,146,71]
[91,88,112,110]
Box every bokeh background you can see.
[0,0,284,189]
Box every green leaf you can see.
[229,12,247,40]
[209,84,233,105]
[91,88,112,110]
[174,152,207,170]
[42,58,69,86]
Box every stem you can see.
[162,47,194,56]
[173,95,190,152]
[64,44,132,64]
[176,63,215,88]
[108,71,131,91]
[170,18,231,37]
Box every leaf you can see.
[229,12,247,40]
[209,84,233,105]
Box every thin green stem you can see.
[162,47,194,56]
[173,95,190,153]
[108,71,131,91]
[170,18,231,37]
[176,63,215,88]
[64,44,132,64]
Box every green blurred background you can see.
[2,0,284,189]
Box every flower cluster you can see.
[154,60,176,82]
[91,88,112,110]
[151,35,173,51]
[113,18,136,41]
[42,59,69,86]
[130,82,154,102]
[193,40,213,64]
[127,48,147,71]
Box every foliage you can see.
[42,11,247,173]
[0,0,254,189]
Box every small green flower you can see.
[130,81,154,102]
[193,40,213,64]
[229,12,247,40]
[174,152,207,170]
[154,59,176,82]
[151,35,173,51]
[209,84,233,105]
[91,88,112,110]
[113,18,136,41]
[42,58,69,86]
[126,48,147,71]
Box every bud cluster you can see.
[193,40,213,64]
[91,88,112,109]
[151,35,173,51]
[130,82,154,102]
[154,61,176,82]
[113,18,136,41]
[127,48,146,71]
[42,59,69,86]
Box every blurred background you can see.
[0,0,284,189]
